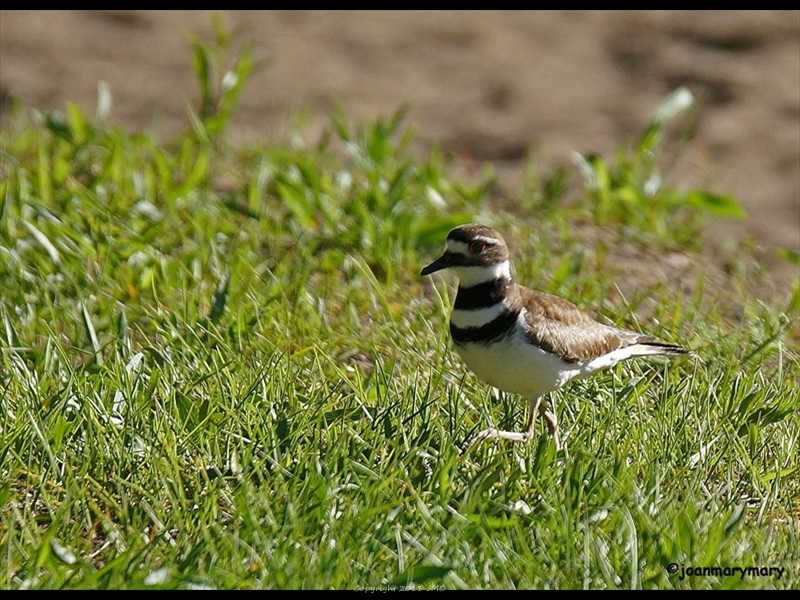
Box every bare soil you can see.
[2,10,798,298]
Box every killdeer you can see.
[421,224,694,450]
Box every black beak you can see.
[421,252,452,276]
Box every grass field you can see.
[1,32,798,589]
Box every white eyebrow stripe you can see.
[472,235,501,245]
[446,236,500,254]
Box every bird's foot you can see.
[462,426,562,454]
[461,427,531,455]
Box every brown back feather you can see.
[517,287,641,363]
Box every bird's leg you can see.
[464,395,544,451]
[522,395,543,438]
[537,401,560,451]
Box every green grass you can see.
[1,28,798,590]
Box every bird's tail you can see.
[634,339,696,359]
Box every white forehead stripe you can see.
[446,239,469,254]
[453,260,511,287]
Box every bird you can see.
[421,223,695,450]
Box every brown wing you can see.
[519,288,642,363]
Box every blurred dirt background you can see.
[2,10,798,297]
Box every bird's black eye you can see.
[469,241,487,254]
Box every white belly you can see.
[453,324,582,398]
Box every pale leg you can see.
[537,401,560,451]
[465,395,552,451]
